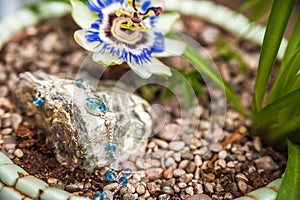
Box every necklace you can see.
[20,72,133,200]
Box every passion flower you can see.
[71,0,185,78]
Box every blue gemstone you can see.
[122,168,132,177]
[118,176,128,186]
[75,78,83,88]
[106,171,117,182]
[33,97,44,106]
[85,98,107,114]
[93,192,105,200]
[106,143,116,153]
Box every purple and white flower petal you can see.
[71,0,186,78]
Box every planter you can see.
[0,1,287,200]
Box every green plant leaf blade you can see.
[181,79,194,108]
[253,0,295,113]
[268,15,300,103]
[279,14,300,73]
[239,0,272,23]
[276,141,300,200]
[166,33,250,117]
[268,46,300,103]
[252,88,300,145]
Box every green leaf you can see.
[239,0,272,23]
[188,73,204,97]
[253,0,296,113]
[280,14,300,72]
[276,141,300,200]
[268,46,300,103]
[70,0,97,28]
[268,15,300,103]
[252,88,300,144]
[181,80,194,108]
[173,36,250,117]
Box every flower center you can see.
[111,17,143,45]
[115,0,163,31]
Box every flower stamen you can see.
[130,0,163,24]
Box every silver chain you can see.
[20,72,116,158]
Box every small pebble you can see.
[158,123,180,141]
[237,155,246,161]
[204,182,214,193]
[146,168,163,180]
[215,183,224,192]
[186,194,212,200]
[11,113,22,129]
[237,180,248,193]
[253,137,262,152]
[211,143,222,152]
[178,182,187,189]
[13,149,24,158]
[236,173,248,182]
[147,141,156,149]
[194,166,200,180]
[162,186,174,195]
[147,182,157,194]
[132,173,141,182]
[227,161,235,168]
[136,157,146,169]
[173,185,180,193]
[173,152,181,162]
[165,157,175,167]
[136,183,146,195]
[173,169,186,177]
[217,159,226,168]
[202,173,215,181]
[65,183,83,192]
[103,183,119,191]
[163,168,173,179]
[224,193,233,199]
[0,109,4,116]
[152,139,168,149]
[123,193,137,200]
[186,162,196,173]
[218,150,227,159]
[163,178,175,187]
[0,86,8,97]
[169,141,185,151]
[1,128,13,135]
[178,160,189,169]
[185,187,194,195]
[194,155,202,166]
[179,174,193,183]
[255,156,278,170]
[181,152,194,160]
[194,184,203,194]
[47,178,58,185]
[158,194,170,200]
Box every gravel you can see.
[0,14,287,200]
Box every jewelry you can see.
[19,72,132,200]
